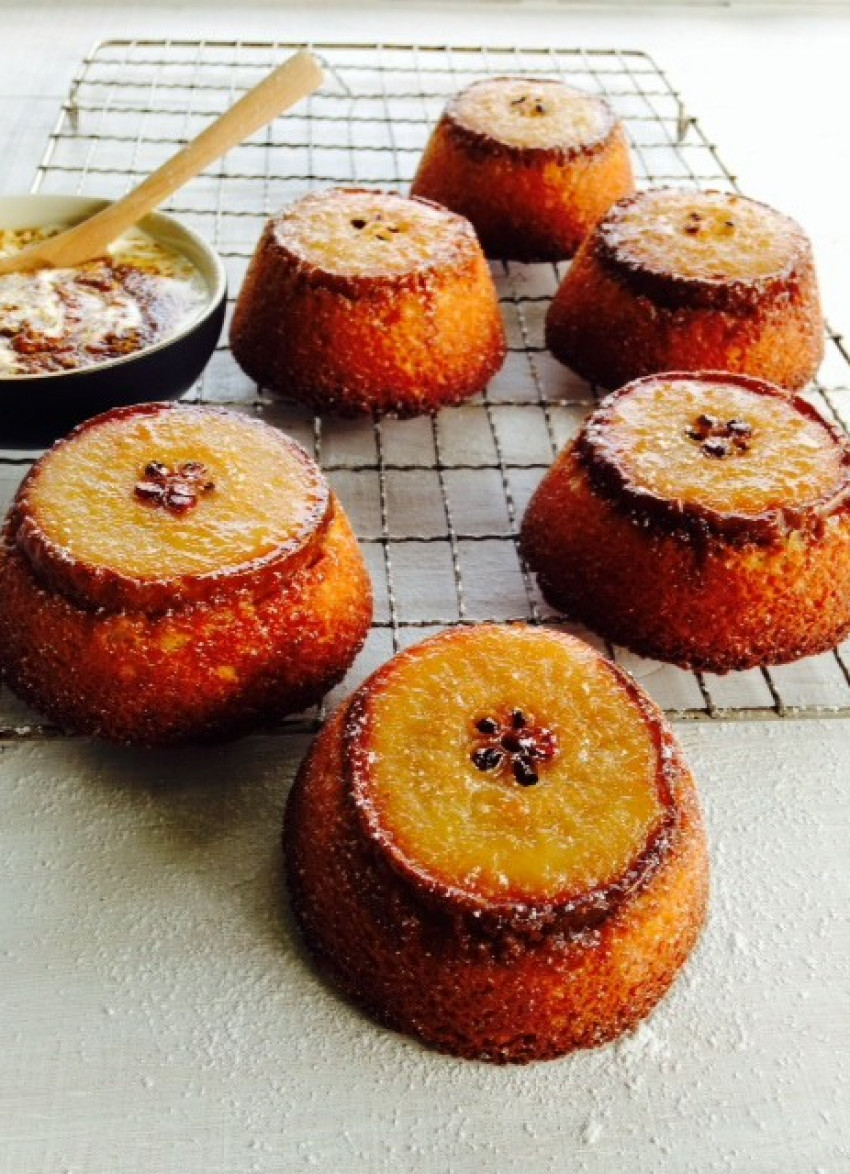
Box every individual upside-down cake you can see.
[0,402,372,744]
[230,187,506,416]
[521,372,850,672]
[285,623,709,1063]
[411,76,635,261]
[545,188,824,390]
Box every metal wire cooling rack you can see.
[2,38,850,736]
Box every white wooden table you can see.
[1,6,849,1172]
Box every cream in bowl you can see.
[0,195,226,447]
[0,225,209,376]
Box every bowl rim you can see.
[0,193,228,384]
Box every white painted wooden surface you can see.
[1,6,849,1172]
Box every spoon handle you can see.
[0,49,324,275]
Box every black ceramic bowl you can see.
[0,195,227,448]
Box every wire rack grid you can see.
[2,38,850,739]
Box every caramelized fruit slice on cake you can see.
[348,624,675,922]
[446,76,617,152]
[579,372,850,541]
[12,401,330,612]
[272,187,473,277]
[597,188,807,290]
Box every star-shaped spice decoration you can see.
[134,460,215,514]
[471,709,558,787]
[510,94,548,116]
[687,414,753,460]
[681,210,736,237]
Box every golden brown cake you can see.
[521,372,850,672]
[546,188,824,391]
[229,187,506,416]
[0,402,372,744]
[411,76,634,261]
[285,624,709,1063]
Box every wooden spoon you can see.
[0,49,324,276]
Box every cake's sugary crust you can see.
[0,498,372,745]
[411,77,635,261]
[285,625,709,1063]
[230,188,506,417]
[521,374,850,671]
[546,188,824,390]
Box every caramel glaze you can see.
[246,220,483,308]
[8,402,332,616]
[593,191,817,314]
[262,189,482,296]
[576,372,850,550]
[438,79,619,164]
[344,654,682,941]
